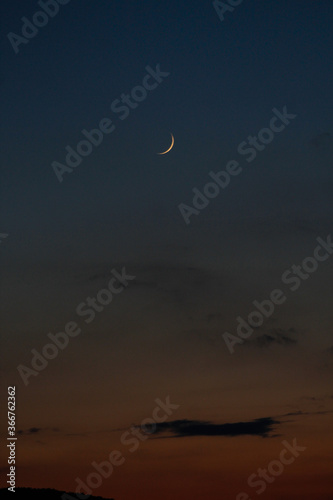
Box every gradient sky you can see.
[1,1,333,499]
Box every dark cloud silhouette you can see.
[311,132,332,149]
[17,427,59,436]
[17,427,41,435]
[143,417,279,439]
[253,328,298,347]
[0,488,114,500]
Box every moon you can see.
[158,133,174,155]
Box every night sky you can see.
[1,1,333,499]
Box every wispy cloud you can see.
[17,427,59,436]
[311,132,332,149]
[252,328,299,348]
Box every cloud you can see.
[142,417,279,439]
[17,427,41,435]
[280,410,333,418]
[311,132,332,149]
[253,328,298,347]
[83,263,231,320]
[205,312,224,323]
[87,264,215,291]
[17,427,59,436]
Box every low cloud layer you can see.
[144,417,279,439]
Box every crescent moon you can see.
[158,133,174,155]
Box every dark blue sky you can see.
[1,1,332,244]
[1,0,332,312]
[1,0,332,335]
